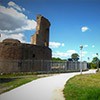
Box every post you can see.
[87,57,90,69]
[0,34,1,42]
[80,45,83,74]
[96,53,99,71]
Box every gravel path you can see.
[0,70,96,100]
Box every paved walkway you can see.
[0,70,96,100]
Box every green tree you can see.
[90,63,97,69]
[92,57,99,63]
[71,53,79,61]
[90,57,100,69]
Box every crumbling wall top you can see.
[37,14,51,27]
[3,39,21,44]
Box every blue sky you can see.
[0,0,100,61]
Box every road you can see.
[0,70,96,100]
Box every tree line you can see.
[52,53,100,69]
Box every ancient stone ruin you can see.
[31,14,50,47]
[0,15,52,73]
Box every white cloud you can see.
[49,42,64,48]
[92,45,95,48]
[82,51,87,57]
[0,33,26,43]
[62,43,65,47]
[81,26,89,32]
[66,50,77,55]
[92,53,99,58]
[52,49,88,60]
[92,53,96,58]
[52,52,67,58]
[0,1,37,43]
[52,50,77,58]
[84,45,88,48]
[8,1,23,11]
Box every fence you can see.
[0,60,88,73]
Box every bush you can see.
[90,63,97,69]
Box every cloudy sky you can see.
[0,0,100,61]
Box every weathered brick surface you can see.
[0,40,51,60]
[31,15,50,47]
[0,40,52,73]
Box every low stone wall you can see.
[51,61,87,71]
[0,60,87,74]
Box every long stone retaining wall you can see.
[0,60,88,73]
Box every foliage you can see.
[92,57,99,63]
[87,62,91,69]
[68,58,73,61]
[63,72,100,100]
[90,57,100,69]
[90,63,97,69]
[52,57,62,61]
[52,57,66,61]
[71,53,79,61]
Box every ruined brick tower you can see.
[31,15,50,47]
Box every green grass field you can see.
[63,71,100,100]
[0,74,39,94]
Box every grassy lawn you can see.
[63,71,100,100]
[0,74,40,94]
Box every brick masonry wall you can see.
[0,40,52,73]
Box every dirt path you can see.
[0,70,96,100]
